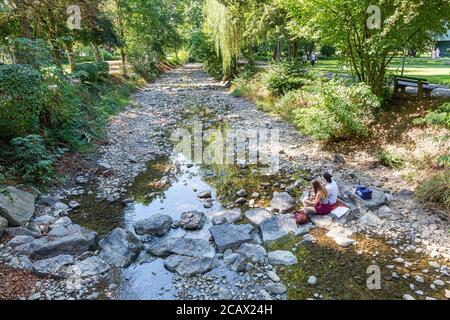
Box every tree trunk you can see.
[120,48,126,74]
[401,48,406,76]
[53,47,62,67]
[66,43,76,72]
[92,44,102,62]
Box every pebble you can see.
[307,276,317,286]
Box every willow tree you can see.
[204,0,244,75]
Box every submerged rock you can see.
[99,228,144,267]
[134,214,173,236]
[0,186,36,226]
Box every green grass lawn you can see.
[315,57,450,85]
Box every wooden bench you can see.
[394,76,439,99]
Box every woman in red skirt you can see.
[302,179,333,216]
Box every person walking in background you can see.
[310,51,316,66]
[436,47,440,59]
[303,53,308,64]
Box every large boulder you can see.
[209,224,254,252]
[338,182,387,211]
[0,186,35,226]
[270,192,296,213]
[32,254,74,277]
[26,226,97,260]
[268,250,298,265]
[0,216,8,235]
[134,214,173,236]
[71,256,110,277]
[164,254,215,276]
[179,211,206,230]
[236,243,267,263]
[260,214,313,242]
[223,253,247,272]
[211,209,242,225]
[148,237,215,258]
[99,228,144,267]
[245,208,273,226]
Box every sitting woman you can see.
[302,179,333,216]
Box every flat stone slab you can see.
[359,211,383,227]
[148,237,215,258]
[326,227,355,247]
[32,254,74,277]
[211,208,243,225]
[71,256,110,277]
[209,224,254,252]
[164,254,215,276]
[310,215,337,230]
[270,192,296,213]
[0,186,36,226]
[260,214,312,242]
[268,250,298,265]
[245,208,273,226]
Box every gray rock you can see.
[72,256,110,277]
[6,226,41,238]
[148,237,215,258]
[26,226,97,260]
[235,197,247,205]
[307,276,317,285]
[270,192,296,213]
[325,227,355,247]
[197,190,212,199]
[33,254,74,277]
[236,243,267,263]
[259,289,273,300]
[223,253,247,272]
[211,209,242,225]
[99,228,144,267]
[0,186,35,226]
[359,211,382,227]
[134,214,173,236]
[264,282,287,294]
[209,224,254,252]
[260,214,312,242]
[0,216,7,235]
[267,270,280,282]
[236,189,247,197]
[402,294,415,300]
[164,254,215,276]
[268,250,298,265]
[245,208,273,226]
[217,287,232,300]
[310,215,336,230]
[179,211,206,230]
[7,235,35,248]
[33,215,55,225]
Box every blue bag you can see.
[356,186,372,200]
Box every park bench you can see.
[394,75,439,99]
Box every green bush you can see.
[265,62,309,96]
[416,172,450,209]
[188,31,224,79]
[320,45,336,58]
[74,62,99,82]
[9,135,65,183]
[414,102,450,129]
[293,79,381,141]
[0,64,44,140]
[8,38,54,68]
[95,61,110,79]
[377,150,404,168]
